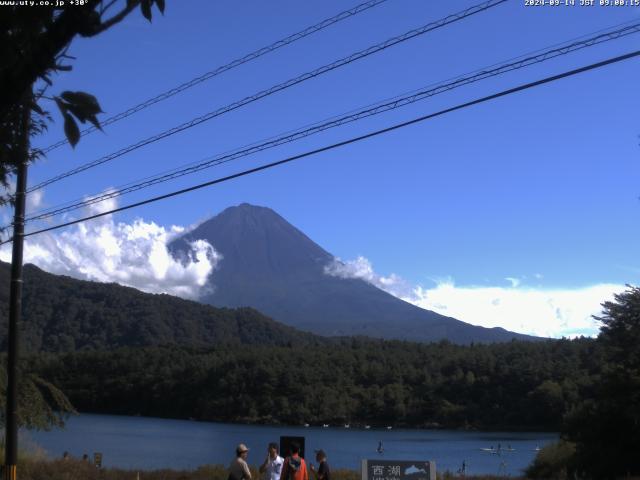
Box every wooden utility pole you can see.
[4,91,30,480]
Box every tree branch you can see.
[88,1,140,37]
[0,0,142,120]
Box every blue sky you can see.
[2,0,640,337]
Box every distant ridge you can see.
[0,261,322,352]
[172,203,538,344]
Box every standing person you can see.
[229,443,252,480]
[280,442,308,480]
[457,460,466,477]
[260,442,284,480]
[309,449,330,480]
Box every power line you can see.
[25,18,640,222]
[22,21,640,224]
[27,0,508,194]
[3,48,637,245]
[39,0,390,154]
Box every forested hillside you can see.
[0,262,322,351]
[28,337,601,430]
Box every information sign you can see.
[361,459,435,480]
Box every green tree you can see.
[0,360,76,430]
[525,440,576,480]
[0,0,166,430]
[564,286,640,478]
[0,0,166,205]
[527,380,564,427]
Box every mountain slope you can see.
[0,261,322,352]
[172,203,537,343]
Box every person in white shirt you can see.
[259,442,284,480]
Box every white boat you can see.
[386,426,392,430]
[322,424,329,428]
[364,425,371,429]
[304,423,310,427]
[344,424,350,428]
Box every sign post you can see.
[361,459,436,480]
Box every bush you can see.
[524,440,576,479]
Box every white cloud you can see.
[325,256,413,298]
[407,281,623,338]
[325,255,625,338]
[26,189,44,213]
[1,179,44,215]
[0,181,44,226]
[0,193,220,299]
[505,277,521,288]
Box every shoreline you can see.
[68,410,560,434]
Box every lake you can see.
[25,414,557,477]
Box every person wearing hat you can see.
[260,442,284,480]
[309,449,330,480]
[229,443,252,480]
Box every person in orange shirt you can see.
[280,442,308,480]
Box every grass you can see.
[7,457,524,480]
[13,460,371,480]
[0,445,521,480]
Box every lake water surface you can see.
[26,414,557,477]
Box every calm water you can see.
[25,414,557,477]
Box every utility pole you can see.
[4,90,30,480]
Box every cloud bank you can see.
[0,195,219,299]
[325,256,624,338]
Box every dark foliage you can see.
[562,286,640,479]
[0,262,323,352]
[0,261,609,432]
[26,337,602,430]
[0,0,165,205]
[0,356,76,430]
[524,440,576,479]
